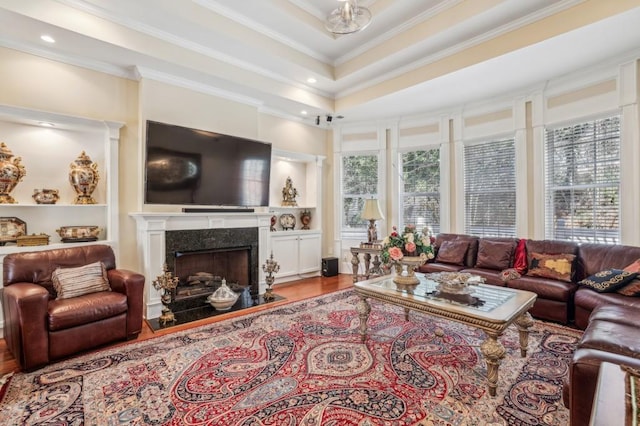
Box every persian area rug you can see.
[0,289,582,425]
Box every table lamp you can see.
[361,198,385,243]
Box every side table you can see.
[350,246,387,283]
[589,362,626,425]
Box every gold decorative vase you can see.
[0,142,26,204]
[392,254,427,286]
[69,151,99,204]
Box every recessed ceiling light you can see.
[38,122,55,127]
[40,35,55,43]
[301,110,308,115]
[307,77,317,84]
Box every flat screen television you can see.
[144,120,272,207]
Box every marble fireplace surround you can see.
[130,212,271,320]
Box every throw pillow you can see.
[579,269,638,293]
[513,239,527,274]
[52,261,110,300]
[501,268,521,283]
[616,258,640,296]
[623,258,640,274]
[614,279,640,296]
[435,240,469,266]
[526,252,575,282]
[475,240,514,270]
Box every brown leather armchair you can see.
[2,244,144,371]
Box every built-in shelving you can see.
[0,104,123,337]
[268,149,325,282]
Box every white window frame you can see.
[339,150,383,240]
[463,137,517,237]
[398,146,441,234]
[544,114,621,244]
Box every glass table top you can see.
[360,273,516,313]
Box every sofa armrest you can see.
[107,269,145,337]
[2,283,50,371]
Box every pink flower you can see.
[388,246,404,261]
[404,242,416,253]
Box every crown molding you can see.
[193,0,332,64]
[334,0,463,66]
[56,0,330,97]
[335,0,586,99]
[0,36,135,80]
[134,66,264,108]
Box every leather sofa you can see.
[418,233,640,424]
[419,233,640,327]
[2,244,145,371]
[564,304,640,426]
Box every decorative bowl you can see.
[32,188,60,204]
[56,225,101,242]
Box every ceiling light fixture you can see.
[307,77,317,84]
[40,35,55,43]
[325,0,372,35]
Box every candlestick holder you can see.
[152,263,180,325]
[262,252,280,301]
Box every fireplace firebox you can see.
[165,227,260,300]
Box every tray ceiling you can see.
[1,0,639,123]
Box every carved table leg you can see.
[514,311,534,357]
[371,254,382,276]
[364,253,372,279]
[404,307,410,321]
[351,253,360,283]
[480,333,506,397]
[356,295,371,343]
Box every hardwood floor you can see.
[0,274,354,376]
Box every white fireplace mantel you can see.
[130,211,272,319]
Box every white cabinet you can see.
[0,104,122,337]
[271,231,322,282]
[298,232,322,273]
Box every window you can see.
[341,154,379,239]
[545,115,621,244]
[400,149,440,233]
[464,138,516,237]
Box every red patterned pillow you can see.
[526,252,575,282]
[616,258,640,296]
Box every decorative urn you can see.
[69,151,99,204]
[207,279,239,311]
[0,142,26,204]
[300,209,312,230]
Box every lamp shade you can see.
[361,198,385,221]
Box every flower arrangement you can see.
[381,225,435,264]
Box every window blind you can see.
[400,149,440,234]
[341,154,379,239]
[464,138,516,237]
[545,115,620,244]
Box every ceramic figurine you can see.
[281,176,298,207]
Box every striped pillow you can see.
[52,261,110,299]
